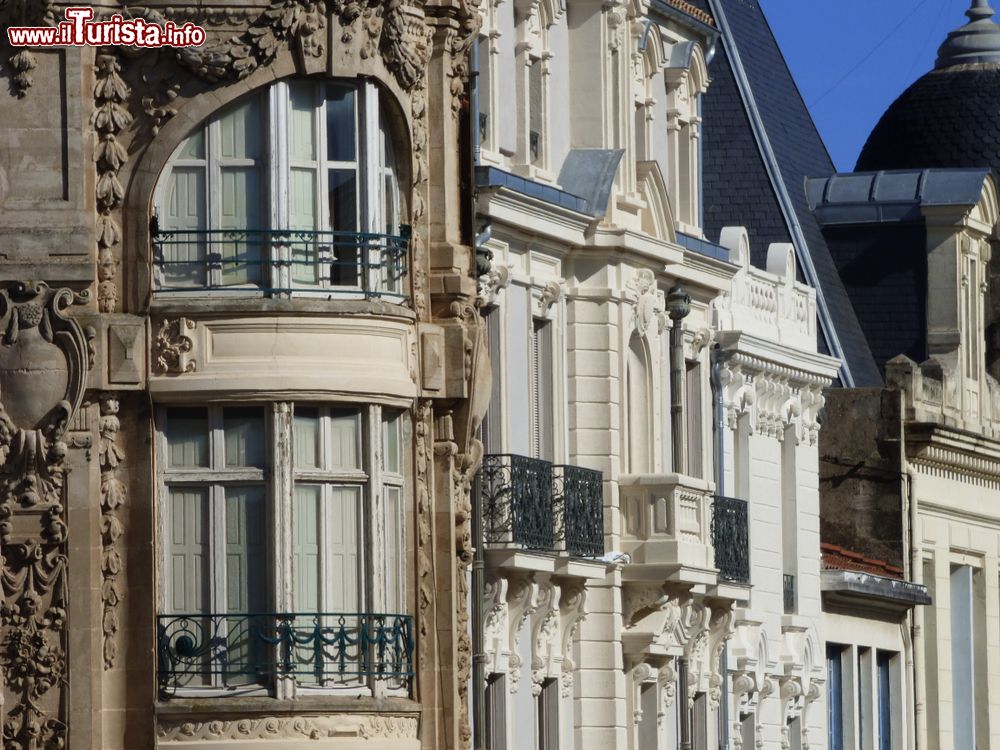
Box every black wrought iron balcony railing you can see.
[478,454,604,557]
[553,464,604,557]
[157,612,413,695]
[480,454,555,550]
[151,226,410,299]
[711,495,750,584]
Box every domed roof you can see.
[856,0,1000,173]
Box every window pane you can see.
[166,408,209,468]
[219,97,261,160]
[329,409,361,470]
[330,170,359,286]
[383,412,400,474]
[225,485,267,613]
[161,167,207,288]
[327,486,360,612]
[219,167,262,286]
[294,485,322,611]
[326,85,356,162]
[224,407,266,468]
[169,487,210,612]
[288,82,317,161]
[179,129,205,160]
[384,485,402,611]
[294,407,321,468]
[290,168,320,285]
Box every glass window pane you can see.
[180,129,205,160]
[330,169,359,287]
[294,484,322,611]
[166,408,209,468]
[294,407,321,468]
[219,167,262,286]
[168,487,210,613]
[288,82,317,161]
[160,167,207,288]
[327,486,360,612]
[326,85,356,162]
[224,407,266,468]
[219,97,262,160]
[328,409,361,470]
[382,411,400,474]
[225,485,267,613]
[384,485,402,611]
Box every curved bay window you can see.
[154,79,408,299]
[156,403,412,698]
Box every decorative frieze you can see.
[99,394,126,669]
[157,714,420,741]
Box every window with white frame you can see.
[158,403,409,697]
[154,79,405,298]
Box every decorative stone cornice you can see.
[157,714,420,741]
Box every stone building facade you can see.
[0,0,487,748]
[470,1,838,749]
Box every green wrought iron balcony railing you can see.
[151,226,410,300]
[711,495,750,584]
[157,612,413,695]
[478,454,604,557]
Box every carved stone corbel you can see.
[558,580,587,697]
[626,268,665,337]
[506,574,538,694]
[530,580,561,695]
[536,280,566,319]
[483,575,510,675]
[477,262,511,306]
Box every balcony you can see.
[151,227,410,300]
[157,612,413,696]
[478,454,604,559]
[619,476,750,590]
[712,495,750,585]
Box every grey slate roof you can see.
[696,0,881,386]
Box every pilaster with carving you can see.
[98,393,126,669]
[0,282,91,750]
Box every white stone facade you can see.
[472,3,838,750]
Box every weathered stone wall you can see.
[818,388,904,570]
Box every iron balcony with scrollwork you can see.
[157,612,414,696]
[151,226,410,300]
[711,495,750,584]
[478,454,604,558]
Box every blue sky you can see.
[759,0,972,172]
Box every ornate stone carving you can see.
[506,575,538,695]
[153,317,196,374]
[413,400,434,680]
[0,282,87,750]
[530,580,560,695]
[707,604,735,709]
[558,581,587,697]
[157,714,420,741]
[0,0,56,96]
[536,279,566,319]
[483,576,510,674]
[477,262,511,306]
[627,268,664,336]
[99,394,126,670]
[92,53,131,314]
[1,541,68,749]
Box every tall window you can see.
[536,677,560,750]
[627,334,651,473]
[531,318,554,461]
[159,403,407,695]
[487,673,508,750]
[876,652,892,750]
[155,79,404,297]
[827,645,844,750]
[685,361,703,477]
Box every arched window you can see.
[626,333,652,474]
[154,79,405,298]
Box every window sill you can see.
[155,694,421,717]
[149,296,416,321]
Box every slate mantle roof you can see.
[694,0,881,386]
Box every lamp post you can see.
[667,283,691,474]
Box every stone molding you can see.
[157,714,420,741]
[99,394,126,669]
